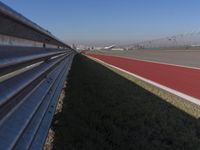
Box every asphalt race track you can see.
[98,49,200,68]
[86,52,200,103]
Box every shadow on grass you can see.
[52,54,200,150]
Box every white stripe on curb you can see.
[86,55,200,106]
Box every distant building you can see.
[109,47,124,51]
[72,44,77,50]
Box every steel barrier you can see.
[0,2,76,149]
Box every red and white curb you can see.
[86,55,200,106]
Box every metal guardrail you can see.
[0,1,70,48]
[0,2,76,150]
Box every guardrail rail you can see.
[0,2,76,149]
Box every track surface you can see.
[86,53,200,100]
[98,50,200,68]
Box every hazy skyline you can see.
[1,0,200,46]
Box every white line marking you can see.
[95,53,200,70]
[86,55,200,106]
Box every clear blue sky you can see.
[1,0,200,46]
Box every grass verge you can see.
[53,54,200,150]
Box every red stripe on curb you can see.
[86,53,200,100]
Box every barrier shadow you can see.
[52,54,200,150]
